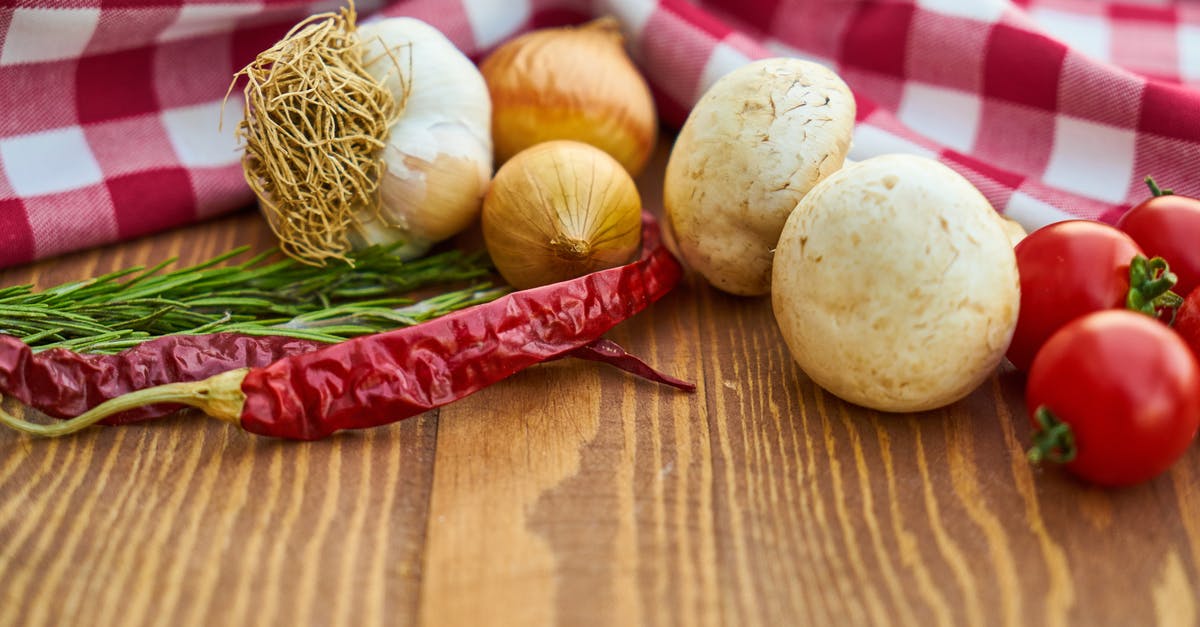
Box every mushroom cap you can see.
[664,58,856,296]
[771,154,1020,413]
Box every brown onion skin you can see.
[480,17,657,177]
[482,140,643,290]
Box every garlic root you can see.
[235,11,492,265]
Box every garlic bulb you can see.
[236,10,491,264]
[479,17,656,177]
[482,140,642,290]
[353,18,493,258]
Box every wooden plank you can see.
[415,142,1200,625]
[0,213,438,627]
[418,284,718,626]
[1,144,1199,626]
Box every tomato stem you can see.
[1127,255,1183,322]
[1027,406,1077,465]
[1145,176,1174,198]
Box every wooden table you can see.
[1,143,1198,627]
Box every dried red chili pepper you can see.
[0,333,323,425]
[0,333,690,426]
[0,215,689,439]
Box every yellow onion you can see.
[479,17,657,177]
[482,140,643,289]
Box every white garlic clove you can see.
[351,17,493,256]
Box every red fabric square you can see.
[1139,80,1200,142]
[854,91,881,121]
[0,61,79,136]
[906,11,989,91]
[973,99,1056,174]
[640,8,719,111]
[650,84,692,129]
[838,3,914,77]
[942,150,1026,203]
[839,68,905,117]
[230,21,292,72]
[0,198,35,268]
[1057,52,1145,127]
[87,6,180,54]
[107,168,196,239]
[765,0,856,61]
[1110,20,1179,82]
[377,0,475,52]
[1131,134,1200,204]
[982,23,1067,110]
[188,165,251,219]
[0,10,12,51]
[529,6,589,29]
[662,0,733,41]
[23,184,116,259]
[84,113,178,177]
[153,35,235,109]
[699,0,782,33]
[76,47,158,123]
[1108,5,1177,23]
[1180,4,1200,25]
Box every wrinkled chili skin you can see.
[239,216,681,440]
[0,333,324,424]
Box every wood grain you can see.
[1,144,1199,626]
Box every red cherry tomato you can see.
[1008,221,1143,371]
[1117,181,1200,296]
[1176,286,1200,361]
[1025,310,1200,487]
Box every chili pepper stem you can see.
[0,368,248,437]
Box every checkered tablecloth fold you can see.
[2,0,1198,268]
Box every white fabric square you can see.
[0,127,103,197]
[916,0,1006,23]
[897,82,982,153]
[462,0,530,49]
[594,0,657,39]
[1004,191,1074,232]
[0,8,100,66]
[1180,25,1200,82]
[158,4,262,43]
[764,40,834,67]
[161,101,242,168]
[696,42,752,101]
[849,125,938,161]
[1030,8,1111,61]
[1043,116,1136,203]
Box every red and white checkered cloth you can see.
[2,0,1198,269]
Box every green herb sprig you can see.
[0,244,508,353]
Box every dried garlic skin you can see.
[664,58,855,296]
[354,18,493,258]
[772,155,1020,413]
[480,18,657,177]
[482,141,643,290]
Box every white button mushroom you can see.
[771,154,1021,413]
[663,58,855,296]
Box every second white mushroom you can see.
[771,154,1020,413]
